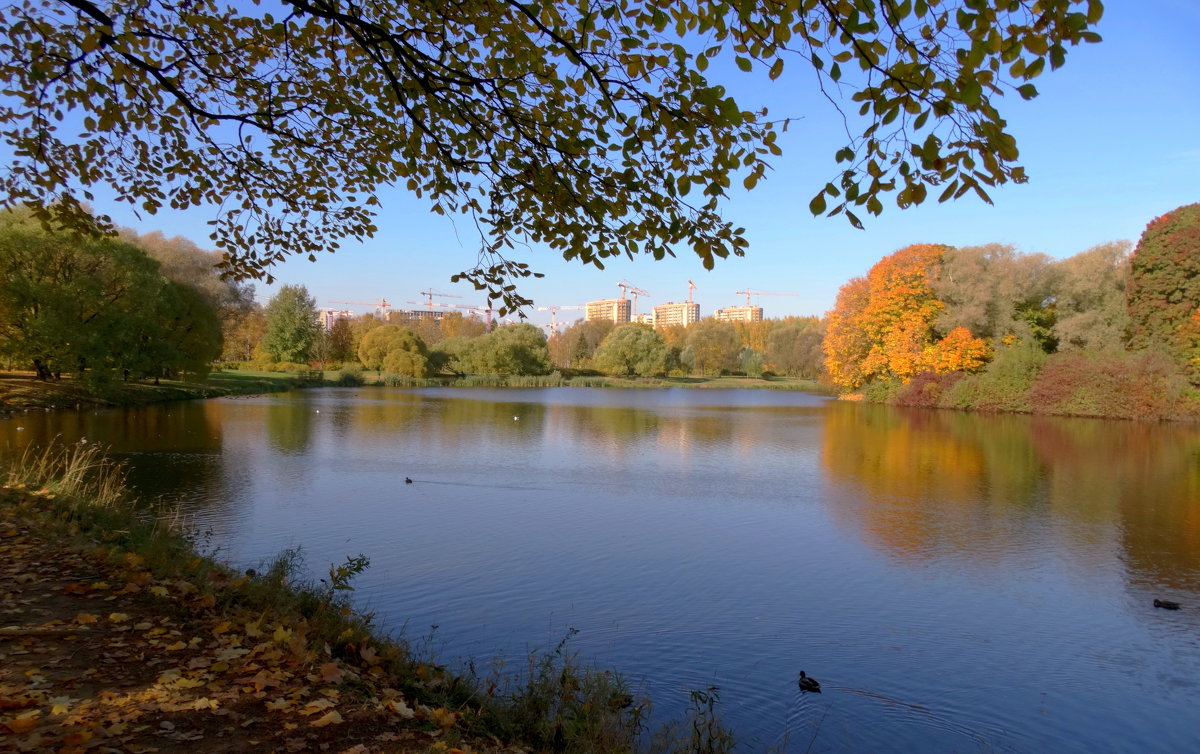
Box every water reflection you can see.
[2,389,1199,751]
[821,401,1200,596]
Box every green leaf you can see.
[809,192,827,215]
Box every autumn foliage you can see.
[1127,203,1200,381]
[823,244,990,390]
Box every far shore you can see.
[0,369,830,413]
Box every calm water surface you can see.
[3,387,1199,752]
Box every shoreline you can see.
[0,444,700,752]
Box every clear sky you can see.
[95,1,1199,326]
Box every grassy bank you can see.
[0,444,735,753]
[0,370,303,413]
[348,371,829,393]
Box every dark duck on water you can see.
[798,671,821,693]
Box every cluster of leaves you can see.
[0,209,224,382]
[0,0,1101,312]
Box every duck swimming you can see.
[405,477,413,484]
[1154,599,1181,610]
[798,671,821,693]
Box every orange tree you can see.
[824,244,989,390]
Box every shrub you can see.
[942,339,1046,412]
[861,378,902,403]
[1029,349,1186,420]
[890,371,963,408]
[335,364,364,386]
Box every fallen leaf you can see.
[73,613,98,625]
[108,612,130,623]
[310,710,344,728]
[2,711,40,734]
[318,662,344,684]
[430,707,458,729]
[149,586,169,598]
[212,620,232,636]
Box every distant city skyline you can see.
[78,2,1199,329]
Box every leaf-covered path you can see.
[0,495,502,754]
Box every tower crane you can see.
[416,289,462,310]
[453,304,495,326]
[687,279,698,304]
[617,280,650,316]
[734,289,797,306]
[327,298,392,317]
[536,305,584,333]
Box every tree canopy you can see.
[1,0,1102,311]
[262,284,319,363]
[0,208,223,379]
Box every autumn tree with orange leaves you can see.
[823,244,991,390]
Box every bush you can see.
[335,364,364,386]
[942,340,1046,413]
[861,378,902,403]
[890,371,963,408]
[1029,349,1186,420]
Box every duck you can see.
[405,477,413,484]
[1154,599,1181,610]
[798,671,821,693]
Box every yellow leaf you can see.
[302,698,335,715]
[212,620,233,635]
[108,612,130,623]
[50,696,73,715]
[74,613,99,625]
[192,697,220,710]
[430,707,458,729]
[165,641,187,651]
[310,710,343,728]
[150,585,169,597]
[273,625,292,643]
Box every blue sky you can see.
[96,1,1199,325]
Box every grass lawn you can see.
[0,370,301,412]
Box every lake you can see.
[2,387,1198,751]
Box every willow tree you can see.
[1,0,1102,311]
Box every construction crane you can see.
[687,280,698,304]
[327,298,392,317]
[617,280,650,316]
[453,303,495,326]
[734,289,798,306]
[416,289,462,311]
[536,305,583,333]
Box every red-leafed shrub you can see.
[890,371,964,409]
[1028,350,1186,420]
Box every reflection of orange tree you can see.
[820,403,989,563]
[822,402,1200,590]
